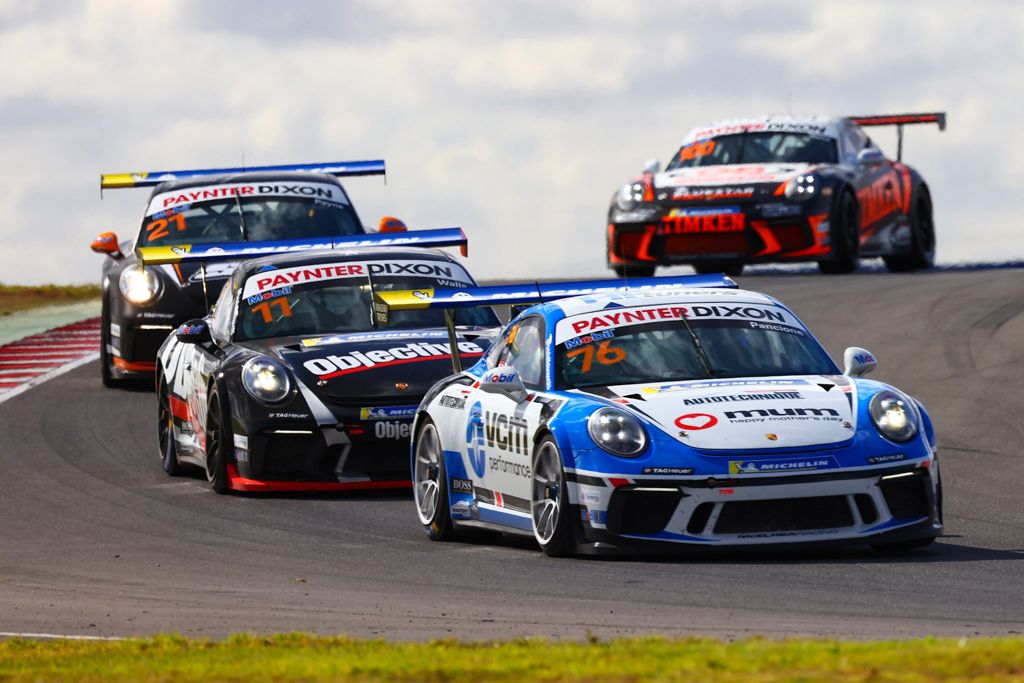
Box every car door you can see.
[168,269,238,459]
[462,315,546,523]
[843,121,906,249]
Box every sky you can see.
[0,0,1020,284]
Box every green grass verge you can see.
[0,283,101,315]
[1,634,1023,682]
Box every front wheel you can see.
[531,435,573,557]
[99,294,127,388]
[612,264,656,278]
[693,261,744,277]
[818,190,860,274]
[205,386,231,494]
[413,417,456,541]
[157,375,183,476]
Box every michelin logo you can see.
[728,457,838,474]
[360,406,418,420]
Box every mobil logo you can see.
[674,413,718,430]
[465,401,487,478]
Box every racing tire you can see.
[883,191,936,272]
[204,385,231,494]
[612,264,656,278]
[99,294,128,388]
[693,261,744,277]
[157,374,183,476]
[818,190,860,274]
[413,417,456,541]
[531,435,573,557]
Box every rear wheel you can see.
[157,375,182,476]
[413,417,456,541]
[693,261,744,277]
[531,436,573,557]
[884,192,935,272]
[818,190,860,274]
[612,264,656,278]
[205,386,231,494]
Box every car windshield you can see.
[665,132,838,170]
[235,259,498,341]
[139,181,361,246]
[556,308,836,389]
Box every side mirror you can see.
[378,216,408,233]
[479,364,528,402]
[843,346,877,377]
[642,159,662,174]
[91,231,123,259]
[856,148,885,166]
[176,319,212,345]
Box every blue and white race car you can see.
[373,275,942,556]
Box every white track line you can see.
[0,351,96,358]
[0,631,124,641]
[0,353,99,405]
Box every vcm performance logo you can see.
[466,401,487,478]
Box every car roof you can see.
[681,115,843,145]
[233,246,464,282]
[528,287,789,327]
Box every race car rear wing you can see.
[100,159,386,191]
[848,112,946,161]
[136,227,468,265]
[372,274,738,372]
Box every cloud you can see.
[0,0,1018,284]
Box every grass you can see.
[1,634,1023,682]
[0,283,101,315]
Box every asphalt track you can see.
[1,269,1023,640]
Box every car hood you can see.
[600,375,857,450]
[255,329,494,404]
[654,163,812,191]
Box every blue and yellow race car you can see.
[373,275,942,556]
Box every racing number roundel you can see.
[674,413,718,430]
[466,401,487,478]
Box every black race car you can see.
[91,160,394,387]
[155,234,500,493]
[606,113,945,276]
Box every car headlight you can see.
[118,266,162,305]
[241,357,292,403]
[615,182,646,211]
[784,174,818,201]
[869,390,918,442]
[587,407,647,457]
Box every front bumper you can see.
[109,320,174,375]
[568,462,941,551]
[608,205,832,268]
[228,418,414,492]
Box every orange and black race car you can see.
[90,160,398,387]
[606,113,945,276]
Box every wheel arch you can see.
[532,422,577,471]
